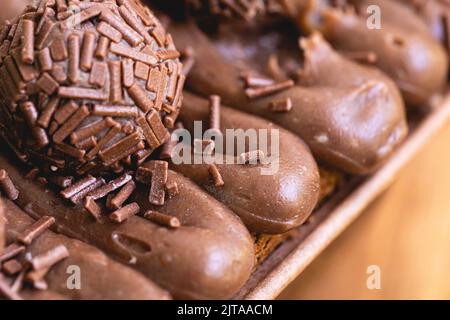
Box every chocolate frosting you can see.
[0,150,255,299]
[168,21,407,173]
[172,92,320,234]
[3,198,171,300]
[300,0,449,107]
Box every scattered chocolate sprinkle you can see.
[269,97,292,113]
[110,42,157,65]
[80,31,96,72]
[37,97,59,128]
[148,160,168,206]
[50,64,66,83]
[70,117,114,144]
[135,166,153,185]
[49,176,73,189]
[53,105,90,144]
[99,132,142,166]
[87,173,132,201]
[127,83,154,112]
[25,269,49,290]
[0,274,22,300]
[36,72,59,95]
[54,143,86,160]
[134,61,150,80]
[84,196,103,221]
[93,105,139,118]
[97,21,122,43]
[157,50,181,61]
[209,95,222,135]
[100,9,143,47]
[86,123,122,160]
[53,100,78,125]
[144,210,180,229]
[95,36,110,60]
[147,109,170,143]
[118,5,153,44]
[109,60,123,103]
[2,259,23,276]
[21,19,34,64]
[60,175,97,199]
[242,73,274,87]
[89,61,108,88]
[245,79,294,99]
[0,243,26,263]
[121,58,134,88]
[108,180,136,209]
[70,177,105,205]
[49,38,68,62]
[209,164,225,187]
[110,202,140,223]
[20,101,50,147]
[17,216,55,245]
[30,244,69,271]
[67,33,80,84]
[76,136,97,151]
[240,150,265,164]
[0,169,19,200]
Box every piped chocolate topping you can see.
[0,0,185,176]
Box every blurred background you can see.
[279,120,450,299]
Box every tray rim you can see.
[244,93,450,300]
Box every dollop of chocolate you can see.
[0,0,185,175]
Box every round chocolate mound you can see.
[0,0,185,175]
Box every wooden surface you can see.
[278,118,450,300]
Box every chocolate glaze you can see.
[0,150,255,299]
[300,0,449,107]
[172,92,320,234]
[3,198,171,300]
[169,21,407,173]
[0,0,26,25]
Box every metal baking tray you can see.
[234,92,450,300]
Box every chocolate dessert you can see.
[0,0,448,300]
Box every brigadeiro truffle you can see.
[0,0,185,175]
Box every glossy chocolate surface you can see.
[3,198,171,300]
[169,21,408,173]
[0,150,255,299]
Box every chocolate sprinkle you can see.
[17,216,55,245]
[144,210,180,229]
[0,0,185,175]
[0,169,19,200]
[110,202,140,223]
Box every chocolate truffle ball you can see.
[153,0,286,20]
[0,0,185,175]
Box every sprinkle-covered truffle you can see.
[0,0,185,175]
